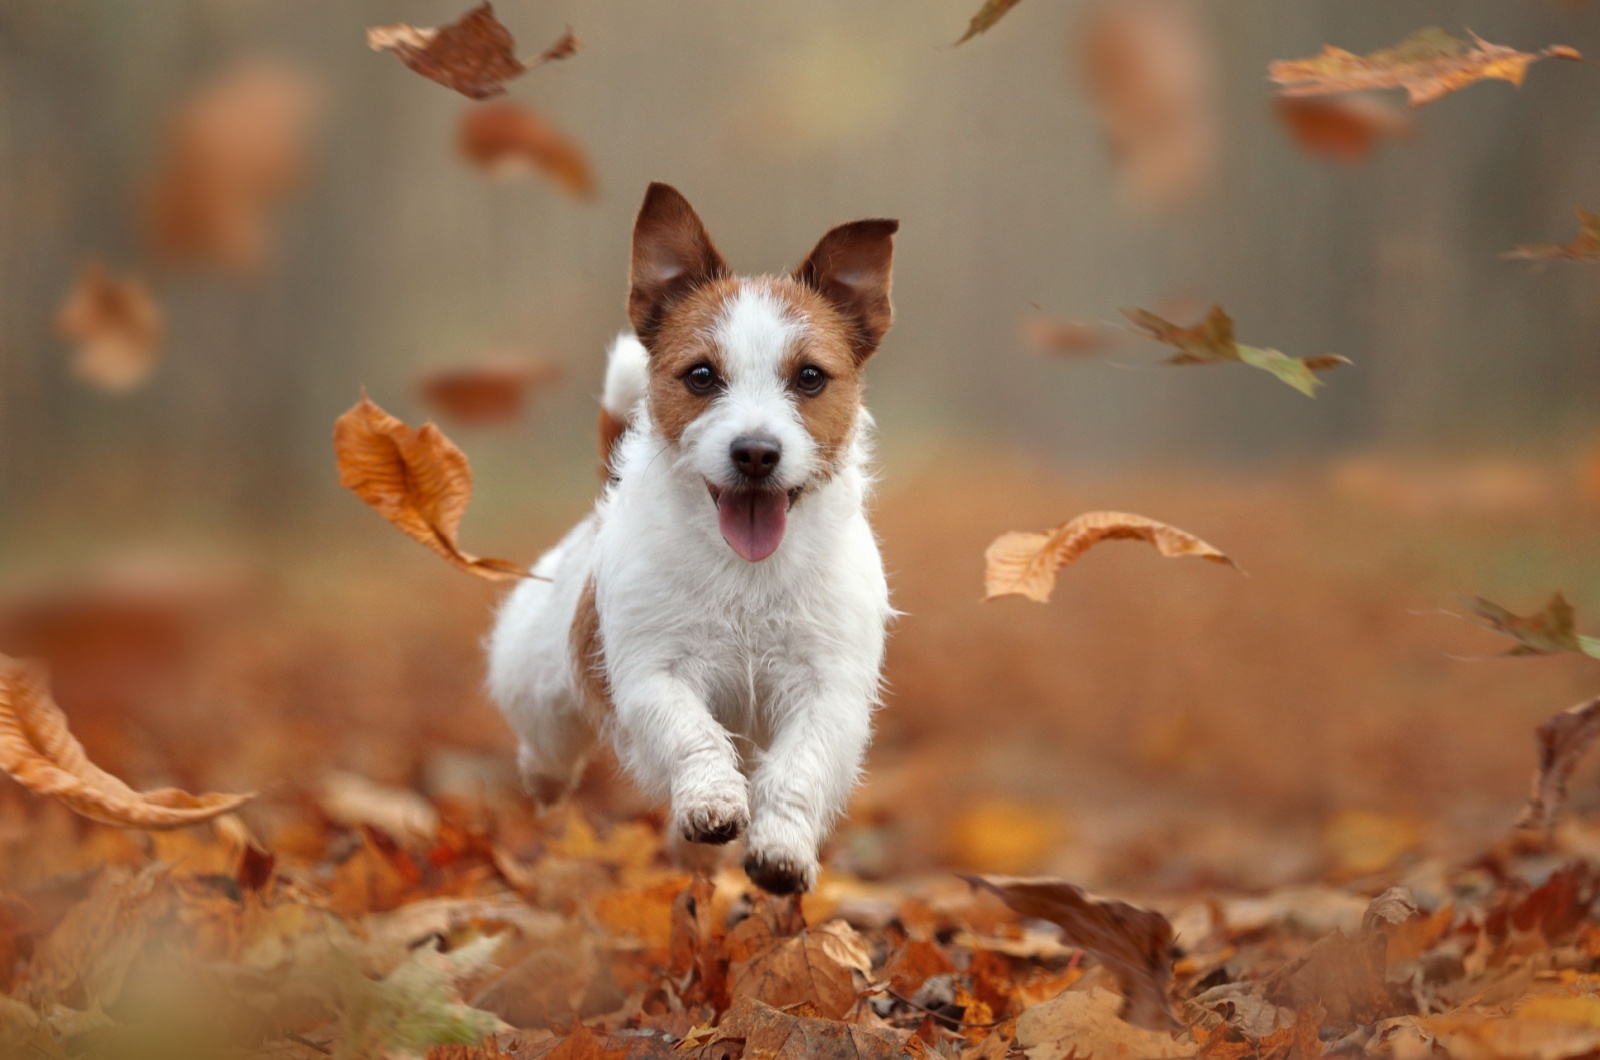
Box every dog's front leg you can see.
[743,687,872,894]
[612,673,749,845]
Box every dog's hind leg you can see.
[514,701,596,808]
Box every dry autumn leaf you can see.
[333,393,531,582]
[1274,95,1415,165]
[1459,593,1600,659]
[458,103,595,196]
[0,656,252,829]
[681,996,908,1059]
[1017,988,1186,1060]
[367,4,578,100]
[1269,27,1582,108]
[54,260,164,391]
[955,0,1024,44]
[418,357,562,426]
[1124,304,1350,396]
[1515,698,1600,837]
[1020,314,1117,356]
[961,875,1178,1029]
[727,921,872,1020]
[985,511,1235,603]
[1505,209,1600,263]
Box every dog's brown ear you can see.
[795,219,898,362]
[628,183,728,348]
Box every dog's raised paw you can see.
[675,797,749,846]
[743,850,814,895]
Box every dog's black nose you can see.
[730,435,781,481]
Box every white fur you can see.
[486,287,891,891]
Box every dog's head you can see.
[626,182,897,563]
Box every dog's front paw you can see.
[673,790,750,846]
[742,847,817,895]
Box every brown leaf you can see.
[956,0,1024,44]
[1020,315,1117,356]
[726,920,871,1020]
[1269,28,1582,108]
[1505,209,1600,263]
[1274,95,1415,165]
[0,657,252,830]
[1016,988,1186,1059]
[985,511,1235,603]
[1124,304,1349,396]
[681,996,908,1059]
[1515,698,1600,837]
[144,62,320,271]
[458,104,594,196]
[418,356,563,426]
[1459,593,1600,659]
[332,393,531,582]
[54,260,164,391]
[1266,931,1394,1030]
[368,4,577,100]
[960,874,1177,1030]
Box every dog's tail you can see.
[598,331,648,478]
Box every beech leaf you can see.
[1516,698,1600,837]
[985,511,1236,603]
[1124,304,1348,397]
[0,656,252,829]
[955,0,1024,44]
[1269,28,1582,108]
[333,393,532,582]
[367,3,578,100]
[1505,208,1600,264]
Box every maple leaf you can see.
[1515,697,1600,837]
[367,4,579,100]
[1269,28,1582,108]
[1505,208,1600,263]
[0,656,252,830]
[961,875,1178,1029]
[54,260,164,392]
[1274,95,1415,165]
[459,103,595,197]
[333,393,532,582]
[985,511,1236,603]
[1123,304,1349,397]
[955,0,1023,44]
[1459,593,1600,659]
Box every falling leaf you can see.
[1020,315,1117,356]
[0,656,252,829]
[1459,593,1600,659]
[367,4,578,100]
[1515,698,1600,837]
[54,261,164,391]
[955,0,1024,44]
[458,103,594,196]
[1124,305,1350,396]
[1269,28,1582,108]
[1080,1,1219,206]
[1506,209,1600,263]
[985,511,1235,603]
[144,62,320,272]
[1274,95,1415,165]
[418,356,563,425]
[1016,988,1185,1059]
[961,874,1178,1029]
[332,394,531,582]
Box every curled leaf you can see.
[333,393,531,582]
[55,261,164,392]
[1516,698,1600,837]
[961,874,1177,1030]
[1124,304,1349,397]
[0,656,252,829]
[458,103,594,197]
[956,0,1024,44]
[1505,209,1600,264]
[1270,28,1582,108]
[985,511,1236,603]
[367,3,577,100]
[1459,593,1600,659]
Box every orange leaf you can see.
[1274,95,1414,165]
[54,260,164,392]
[458,103,594,197]
[1505,208,1600,264]
[0,656,252,830]
[417,356,563,426]
[367,3,578,100]
[984,511,1235,603]
[332,393,531,582]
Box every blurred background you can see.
[2,0,1600,891]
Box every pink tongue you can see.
[717,489,788,562]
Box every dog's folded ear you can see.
[795,219,898,362]
[628,183,729,348]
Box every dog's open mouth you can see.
[706,483,802,562]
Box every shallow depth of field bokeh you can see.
[4,2,1600,1057]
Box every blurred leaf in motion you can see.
[0,656,253,829]
[1123,304,1350,396]
[331,935,509,1057]
[1461,593,1600,659]
[1275,95,1415,165]
[1516,698,1600,838]
[985,511,1235,603]
[962,874,1178,1029]
[458,103,595,196]
[1505,209,1600,263]
[144,62,320,272]
[334,394,531,581]
[1270,28,1581,108]
[368,4,578,100]
[1079,0,1218,206]
[1020,314,1117,356]
[54,260,164,391]
[418,356,562,427]
[956,0,1024,44]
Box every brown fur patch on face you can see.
[772,278,865,472]
[644,274,740,445]
[569,577,612,722]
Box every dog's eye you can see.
[684,363,719,395]
[795,365,828,396]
